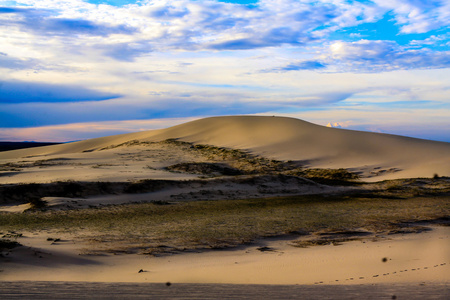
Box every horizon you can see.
[1,0,449,143]
[1,115,449,144]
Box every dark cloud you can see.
[0,101,142,128]
[0,88,356,128]
[0,92,276,128]
[0,80,121,104]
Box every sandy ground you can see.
[0,144,201,185]
[0,116,449,299]
[1,116,449,182]
[1,226,449,285]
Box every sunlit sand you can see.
[1,116,449,289]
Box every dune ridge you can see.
[0,116,449,180]
[1,116,449,290]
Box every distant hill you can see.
[0,116,449,180]
[0,142,61,152]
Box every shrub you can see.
[0,239,21,251]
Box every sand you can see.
[1,116,449,182]
[1,116,449,293]
[1,226,449,285]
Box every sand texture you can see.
[1,116,449,296]
[1,116,449,182]
[1,226,449,285]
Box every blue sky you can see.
[0,0,449,142]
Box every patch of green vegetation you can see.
[1,193,448,254]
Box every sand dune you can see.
[1,116,449,181]
[1,116,449,292]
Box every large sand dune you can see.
[1,116,449,291]
[1,116,448,181]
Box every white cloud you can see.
[0,0,448,142]
[372,0,450,33]
[324,40,450,72]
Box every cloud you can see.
[99,42,152,61]
[0,0,360,55]
[265,39,450,73]
[2,0,447,61]
[0,117,199,142]
[372,0,450,33]
[149,5,189,19]
[325,40,450,72]
[267,60,327,72]
[0,80,121,104]
[34,18,137,36]
[409,32,450,47]
[209,27,309,50]
[0,0,448,144]
[1,88,344,128]
[326,122,346,128]
[282,92,355,106]
[0,5,137,37]
[277,106,450,142]
[0,52,35,69]
[0,6,26,13]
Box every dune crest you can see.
[1,116,449,180]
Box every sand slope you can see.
[1,116,449,180]
[2,226,449,285]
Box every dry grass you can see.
[166,162,243,176]
[101,139,295,175]
[1,193,448,255]
[285,168,360,185]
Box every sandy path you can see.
[1,227,449,285]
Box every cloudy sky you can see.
[0,0,449,142]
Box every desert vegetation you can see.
[0,191,448,255]
[101,139,296,175]
[0,135,449,258]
